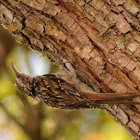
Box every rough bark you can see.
[0,0,140,139]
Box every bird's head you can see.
[11,61,33,96]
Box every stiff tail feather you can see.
[83,92,140,105]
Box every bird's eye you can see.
[16,75,20,78]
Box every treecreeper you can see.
[11,61,140,109]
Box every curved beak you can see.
[11,61,20,75]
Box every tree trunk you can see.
[0,0,140,139]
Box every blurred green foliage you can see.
[0,45,133,140]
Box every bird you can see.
[11,61,140,109]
